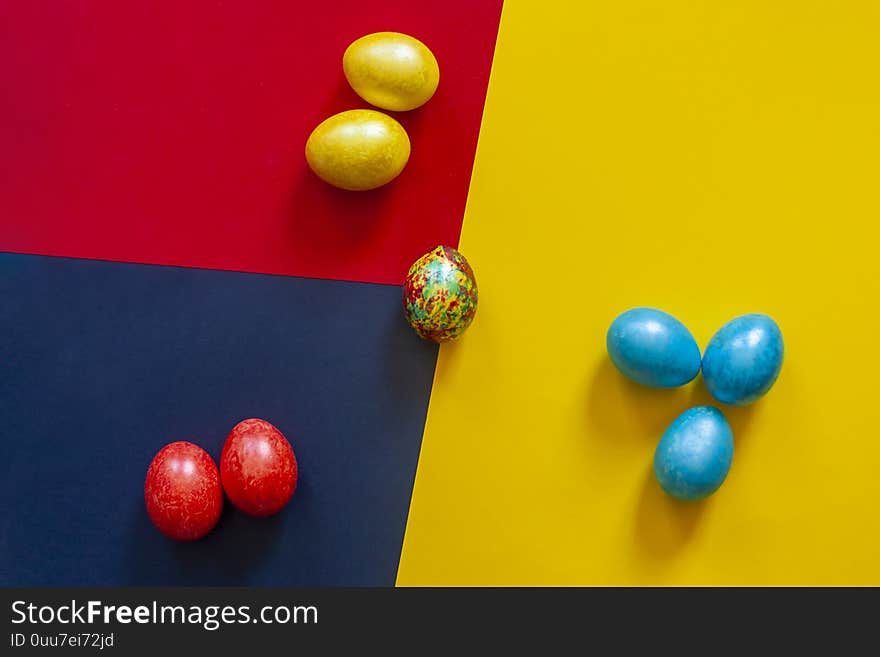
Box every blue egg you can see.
[702,313,784,406]
[654,406,734,501]
[606,307,701,388]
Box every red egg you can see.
[220,418,298,516]
[144,441,223,541]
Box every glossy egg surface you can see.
[403,245,478,342]
[606,307,701,388]
[654,406,734,501]
[702,313,784,406]
[305,109,410,190]
[343,32,440,111]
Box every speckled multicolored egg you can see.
[403,246,478,342]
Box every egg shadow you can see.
[168,502,287,583]
[387,103,429,139]
[426,294,490,386]
[633,464,707,559]
[380,300,440,446]
[307,74,366,125]
[587,354,765,562]
[287,168,397,259]
[127,482,299,585]
[585,358,691,445]
[587,359,760,445]
[625,377,759,561]
[288,77,399,263]
[416,285,485,387]
[430,334,466,385]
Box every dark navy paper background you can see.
[0,253,437,585]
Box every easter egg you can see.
[702,313,784,406]
[403,246,478,342]
[343,32,440,111]
[144,441,224,541]
[220,418,298,517]
[606,308,701,388]
[305,109,410,191]
[654,406,734,501]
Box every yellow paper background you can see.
[397,1,880,585]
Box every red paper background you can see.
[0,1,502,284]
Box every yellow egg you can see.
[305,109,411,191]
[343,32,440,112]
